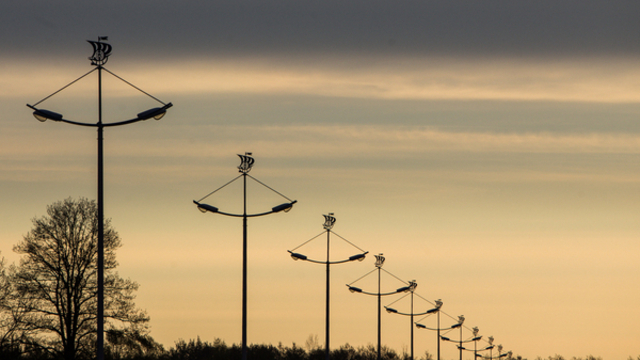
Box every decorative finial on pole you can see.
[238,152,254,173]
[87,37,112,66]
[323,213,336,230]
[374,253,385,268]
[408,280,417,292]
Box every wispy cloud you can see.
[8,56,640,103]
[107,125,640,158]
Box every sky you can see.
[2,1,640,359]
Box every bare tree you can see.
[10,198,149,360]
[0,255,20,348]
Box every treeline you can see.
[1,335,635,360]
[0,337,426,360]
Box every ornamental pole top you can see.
[323,213,336,230]
[435,299,443,309]
[409,280,417,292]
[238,153,254,173]
[87,37,112,66]
[374,253,385,268]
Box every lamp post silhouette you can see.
[415,301,460,360]
[193,153,297,360]
[439,316,482,360]
[347,254,411,360]
[455,327,485,360]
[26,38,172,360]
[487,336,495,360]
[476,341,509,360]
[288,213,368,360]
[473,343,495,359]
[384,281,440,360]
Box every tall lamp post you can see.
[415,302,461,360]
[193,153,297,360]
[455,327,484,359]
[439,316,483,360]
[471,341,495,360]
[476,343,509,360]
[384,281,440,360]
[288,213,368,360]
[26,38,172,360]
[347,254,411,360]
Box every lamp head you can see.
[32,108,63,122]
[385,307,397,314]
[288,251,307,261]
[347,285,362,293]
[272,200,297,213]
[415,323,426,329]
[137,107,166,120]
[193,200,218,213]
[349,253,367,262]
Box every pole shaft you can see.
[242,173,248,360]
[459,325,462,360]
[437,311,440,360]
[377,267,381,360]
[410,292,414,360]
[97,65,105,360]
[325,230,330,360]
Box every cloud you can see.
[108,125,640,158]
[3,1,640,59]
[9,56,640,103]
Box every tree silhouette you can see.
[10,198,149,360]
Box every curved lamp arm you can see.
[440,333,478,343]
[385,306,441,317]
[27,103,173,127]
[288,250,368,264]
[456,337,484,351]
[194,200,297,218]
[453,336,482,344]
[346,284,411,296]
[415,322,462,331]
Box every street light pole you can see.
[194,153,297,360]
[439,316,486,360]
[242,169,248,358]
[385,281,439,360]
[97,61,105,360]
[288,214,368,360]
[325,222,330,360]
[415,299,453,360]
[347,254,411,360]
[27,38,172,360]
